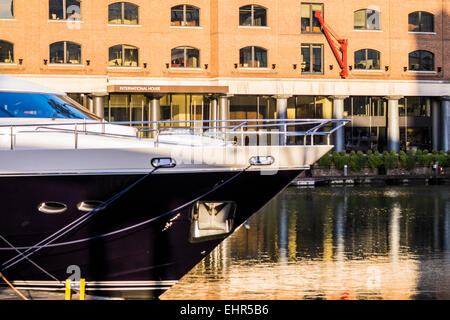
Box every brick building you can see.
[0,0,449,151]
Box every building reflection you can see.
[161,186,450,300]
[413,191,450,300]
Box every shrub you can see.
[424,152,434,167]
[416,150,425,166]
[332,151,348,170]
[318,149,449,171]
[406,152,416,170]
[399,151,407,168]
[383,151,398,170]
[367,151,382,171]
[318,153,332,168]
[357,151,367,169]
[437,151,448,167]
[349,151,360,171]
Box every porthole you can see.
[38,202,67,214]
[77,200,104,212]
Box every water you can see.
[161,185,450,300]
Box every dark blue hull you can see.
[0,169,301,299]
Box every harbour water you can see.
[161,185,450,300]
[1,184,449,300]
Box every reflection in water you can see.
[160,185,450,300]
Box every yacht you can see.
[0,75,347,299]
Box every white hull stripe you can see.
[4,280,178,292]
[0,166,308,177]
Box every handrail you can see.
[0,118,347,128]
[0,118,350,150]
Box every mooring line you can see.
[0,235,59,282]
[0,271,29,300]
[1,167,159,271]
[0,165,251,273]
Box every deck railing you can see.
[0,118,350,150]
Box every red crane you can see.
[314,11,348,78]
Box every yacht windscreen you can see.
[0,92,99,119]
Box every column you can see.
[385,96,403,153]
[209,96,218,132]
[331,96,348,152]
[149,95,161,137]
[88,96,94,113]
[218,94,232,131]
[432,99,441,151]
[425,98,431,117]
[81,93,88,110]
[91,93,108,119]
[274,95,292,145]
[442,96,450,152]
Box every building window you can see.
[0,40,13,63]
[0,0,13,18]
[109,44,139,67]
[108,2,138,25]
[301,44,323,73]
[409,50,434,71]
[171,5,199,26]
[50,41,81,64]
[239,5,267,26]
[408,11,434,33]
[354,49,380,70]
[301,3,323,33]
[239,46,267,68]
[171,46,200,68]
[49,0,81,20]
[354,9,380,30]
[405,97,430,117]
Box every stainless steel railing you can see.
[0,118,350,150]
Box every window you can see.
[108,2,138,25]
[0,40,13,63]
[301,3,323,33]
[301,44,323,73]
[408,50,434,71]
[0,92,98,119]
[344,96,386,117]
[354,49,380,70]
[171,46,200,68]
[0,0,13,18]
[408,11,434,32]
[239,5,267,26]
[406,97,430,117]
[50,41,81,64]
[109,45,138,67]
[354,9,380,30]
[49,0,80,20]
[295,96,327,119]
[239,46,267,68]
[171,5,199,26]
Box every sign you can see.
[107,85,229,94]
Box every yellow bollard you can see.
[65,279,71,300]
[79,279,86,300]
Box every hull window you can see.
[38,202,67,214]
[189,201,236,243]
[77,200,104,212]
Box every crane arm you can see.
[314,11,348,78]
